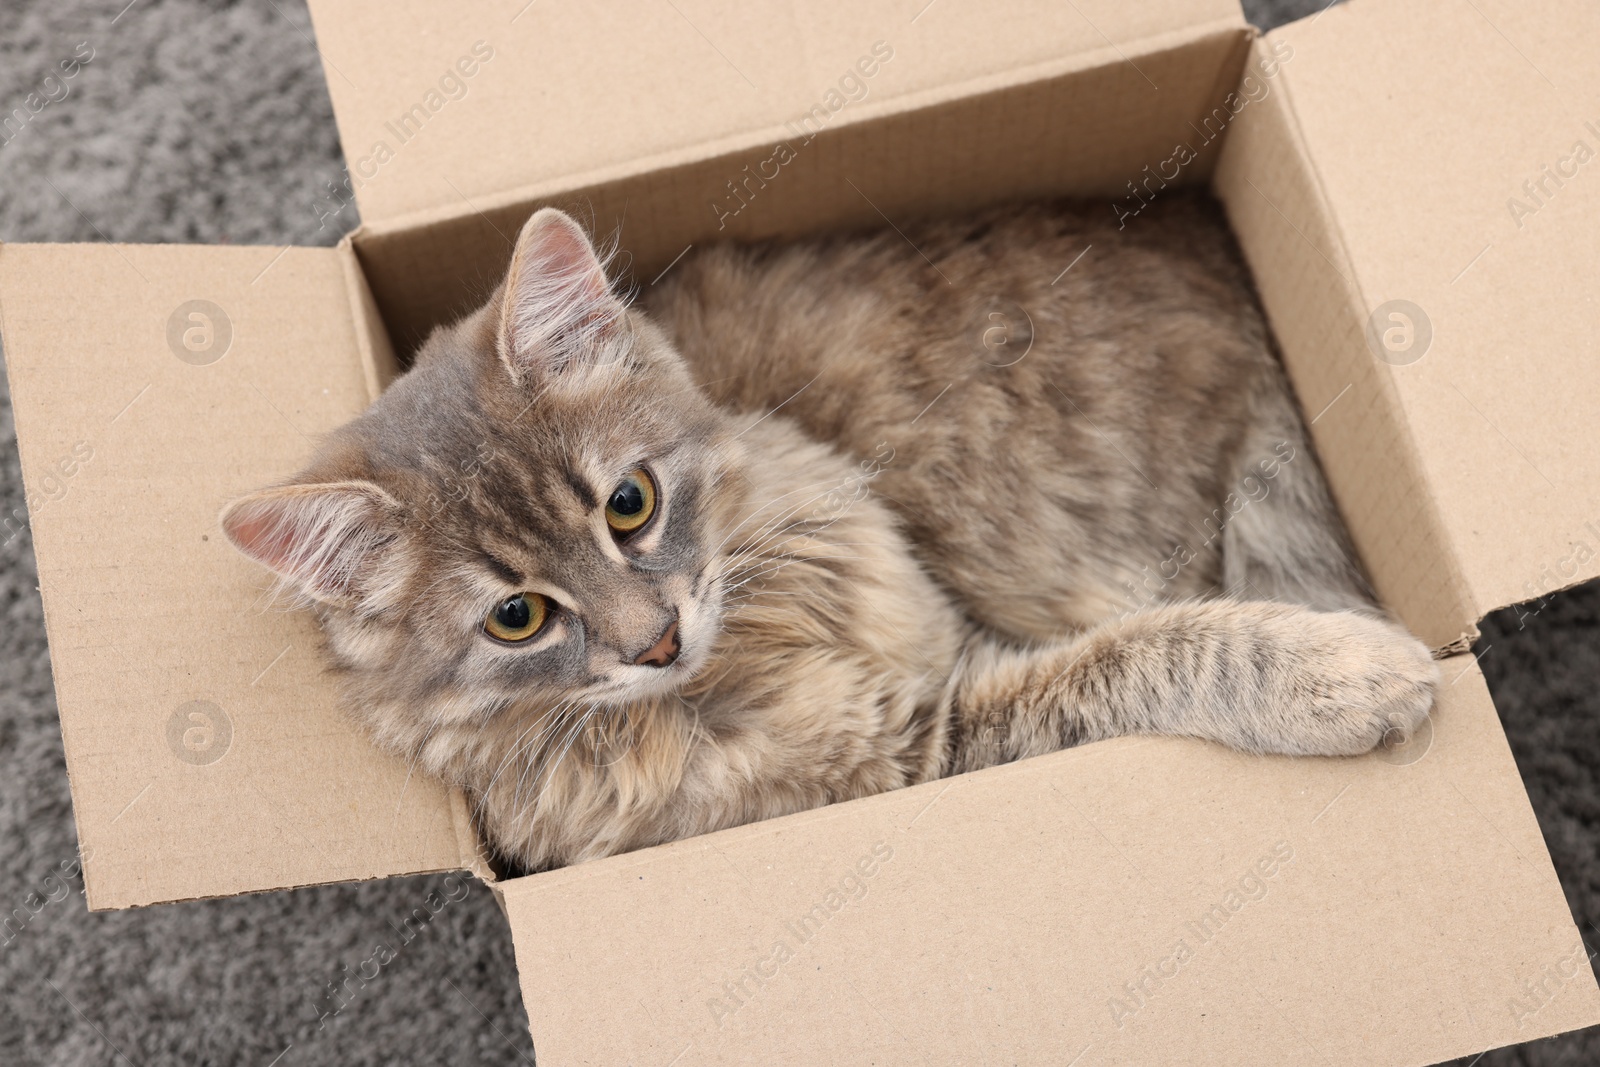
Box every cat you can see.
[221,193,1438,872]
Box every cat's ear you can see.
[220,481,402,605]
[496,208,626,384]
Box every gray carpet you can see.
[0,1,1593,1064]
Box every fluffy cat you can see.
[221,194,1437,872]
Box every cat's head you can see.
[220,209,748,733]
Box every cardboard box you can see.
[2,0,1597,1061]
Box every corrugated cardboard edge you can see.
[1213,36,1480,653]
[0,241,97,888]
[338,235,401,401]
[0,240,96,885]
[352,16,1249,247]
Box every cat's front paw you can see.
[1285,613,1440,757]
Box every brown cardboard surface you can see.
[0,244,466,908]
[350,20,1253,354]
[1223,0,1600,641]
[306,0,1243,228]
[504,654,1600,1066]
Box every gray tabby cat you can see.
[221,194,1437,871]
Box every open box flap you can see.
[0,243,471,909]
[502,654,1600,1066]
[304,0,1245,229]
[1215,0,1600,649]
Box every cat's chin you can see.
[595,658,699,704]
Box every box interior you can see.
[310,0,1246,229]
[347,22,1253,356]
[343,17,1263,880]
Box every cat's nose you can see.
[632,618,680,667]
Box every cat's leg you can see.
[945,599,1438,774]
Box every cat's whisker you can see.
[719,555,824,595]
[721,523,860,571]
[534,702,603,809]
[713,504,833,571]
[731,371,823,440]
[666,373,737,400]
[723,588,815,603]
[722,553,830,589]
[717,492,880,563]
[719,552,872,595]
[739,482,866,541]
[511,706,582,815]
[587,706,636,770]
[494,691,599,799]
[707,476,853,559]
[715,534,847,596]
[397,718,443,815]
[482,699,579,802]
[721,589,837,615]
[724,520,839,567]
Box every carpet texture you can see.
[0,1,1594,1064]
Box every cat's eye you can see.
[484,593,549,643]
[604,468,657,537]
